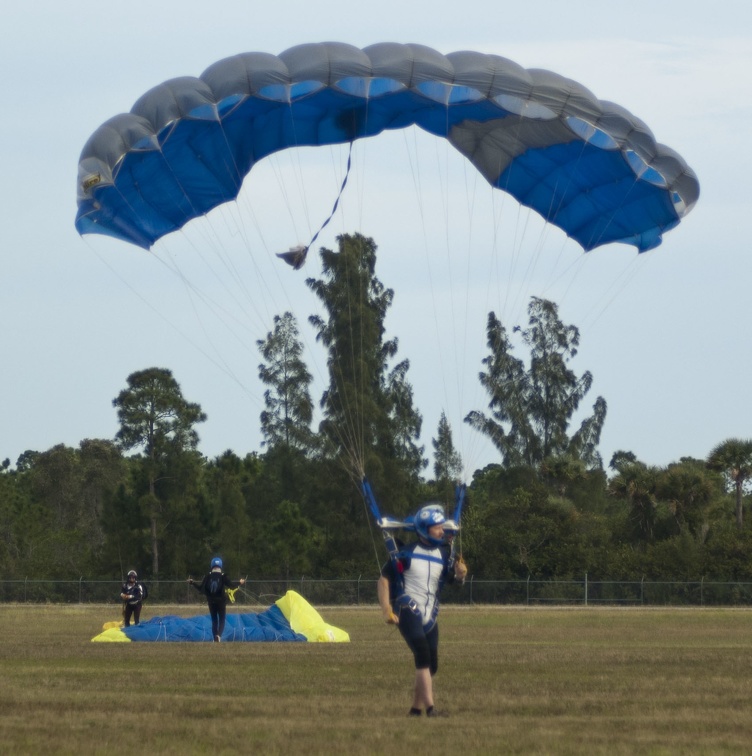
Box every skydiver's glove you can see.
[383,610,399,625]
[454,557,468,582]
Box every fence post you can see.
[700,576,704,606]
[526,574,530,605]
[24,576,27,603]
[79,576,83,604]
[641,576,645,605]
[357,575,361,605]
[469,574,473,604]
[584,572,588,606]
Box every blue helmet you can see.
[415,504,446,546]
[210,557,223,570]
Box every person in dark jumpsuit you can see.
[120,570,145,626]
[188,557,246,642]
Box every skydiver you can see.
[188,557,246,642]
[119,569,145,626]
[377,505,468,717]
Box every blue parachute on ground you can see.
[91,590,349,643]
[76,42,698,254]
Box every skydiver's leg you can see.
[413,667,434,711]
[398,608,434,711]
[427,623,439,676]
[133,603,141,625]
[209,603,220,639]
[124,604,133,627]
[216,602,227,638]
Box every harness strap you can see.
[400,552,444,566]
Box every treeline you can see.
[2,233,751,584]
[2,438,752,584]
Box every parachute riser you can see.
[361,477,406,592]
[447,483,466,579]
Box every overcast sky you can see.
[2,1,751,478]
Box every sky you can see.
[2,1,751,478]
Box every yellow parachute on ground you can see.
[277,590,350,642]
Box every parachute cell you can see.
[76,42,698,252]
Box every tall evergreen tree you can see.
[307,233,425,505]
[432,411,463,505]
[257,311,316,454]
[112,368,206,576]
[465,297,606,470]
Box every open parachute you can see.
[76,42,698,254]
[91,590,349,643]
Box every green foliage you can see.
[112,368,207,577]
[707,437,752,530]
[432,411,463,507]
[465,298,606,470]
[2,243,752,587]
[257,311,316,454]
[307,233,426,496]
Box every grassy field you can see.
[2,604,752,754]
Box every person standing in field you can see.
[120,569,145,627]
[188,557,246,642]
[377,504,468,717]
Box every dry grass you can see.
[1,604,752,754]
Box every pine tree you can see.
[433,411,463,505]
[112,367,206,576]
[307,233,425,503]
[466,298,606,470]
[257,311,315,454]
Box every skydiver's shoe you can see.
[214,635,221,643]
[408,708,422,717]
[426,707,448,718]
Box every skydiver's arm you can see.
[188,575,205,592]
[223,575,246,589]
[377,576,398,624]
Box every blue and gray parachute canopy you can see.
[76,42,698,253]
[91,590,349,643]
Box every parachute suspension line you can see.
[86,240,262,406]
[576,254,647,335]
[171,215,277,337]
[156,227,274,354]
[458,174,497,477]
[436,109,465,433]
[208,121,300,319]
[151,240,270,398]
[402,127,452,438]
[508,176,568,318]
[433,112,479,477]
[157,243,246,377]
[493,114,541,327]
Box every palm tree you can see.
[706,439,752,530]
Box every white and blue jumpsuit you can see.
[381,541,455,674]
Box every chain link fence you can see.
[3,574,752,606]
